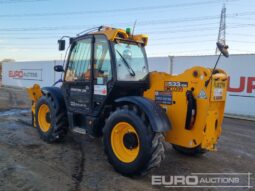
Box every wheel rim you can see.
[111,122,140,163]
[38,104,51,132]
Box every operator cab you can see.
[56,27,150,121]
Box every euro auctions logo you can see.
[9,70,23,78]
[152,175,198,187]
[152,173,253,188]
[228,76,255,94]
[8,69,42,81]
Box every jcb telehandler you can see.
[27,26,229,176]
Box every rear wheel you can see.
[103,105,165,176]
[35,95,68,143]
[172,144,207,156]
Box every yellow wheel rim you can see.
[111,122,140,163]
[38,104,51,132]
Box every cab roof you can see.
[89,26,148,46]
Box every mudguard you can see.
[41,87,66,111]
[115,96,171,132]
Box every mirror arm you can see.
[52,78,63,86]
[205,52,222,87]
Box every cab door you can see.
[62,37,93,114]
[92,35,113,114]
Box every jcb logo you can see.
[228,76,255,93]
[9,71,23,78]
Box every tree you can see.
[0,59,15,80]
[1,58,15,63]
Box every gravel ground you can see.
[0,86,254,191]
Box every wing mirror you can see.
[217,42,229,57]
[58,39,65,51]
[54,65,64,72]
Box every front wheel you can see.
[35,95,68,143]
[103,106,165,176]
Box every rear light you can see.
[190,109,196,128]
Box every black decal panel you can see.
[155,91,172,105]
[68,85,90,111]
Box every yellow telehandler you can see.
[27,26,229,176]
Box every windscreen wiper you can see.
[116,50,136,77]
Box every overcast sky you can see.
[0,0,255,61]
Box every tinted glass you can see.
[94,35,112,84]
[65,38,92,81]
[114,42,148,81]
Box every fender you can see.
[115,96,171,132]
[41,87,66,112]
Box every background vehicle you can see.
[27,26,229,176]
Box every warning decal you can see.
[94,85,107,95]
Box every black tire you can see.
[31,101,35,127]
[103,105,165,176]
[172,144,207,156]
[31,111,35,127]
[35,95,68,143]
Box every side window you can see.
[94,35,112,84]
[65,38,92,81]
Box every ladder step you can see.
[72,127,87,135]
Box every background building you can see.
[1,54,254,118]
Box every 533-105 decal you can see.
[164,81,188,92]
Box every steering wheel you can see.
[217,42,229,57]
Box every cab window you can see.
[65,38,92,82]
[94,35,112,84]
[114,41,148,81]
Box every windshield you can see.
[114,41,149,81]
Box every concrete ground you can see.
[0,86,254,191]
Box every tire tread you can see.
[103,104,165,176]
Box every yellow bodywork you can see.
[27,84,43,127]
[92,26,148,45]
[144,67,228,151]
